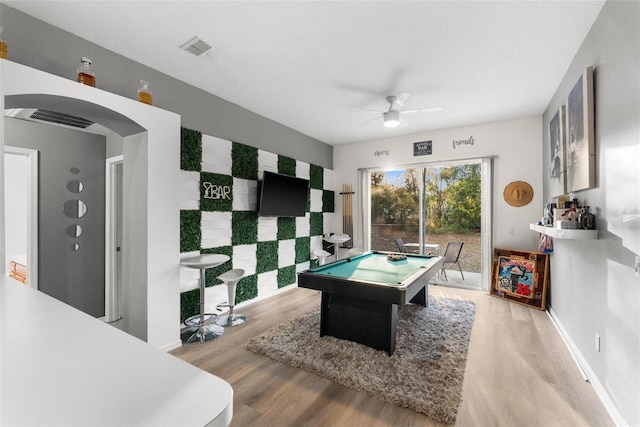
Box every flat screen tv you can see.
[258,171,309,217]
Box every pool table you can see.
[298,251,443,355]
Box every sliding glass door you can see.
[368,159,487,289]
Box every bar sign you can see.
[413,140,432,156]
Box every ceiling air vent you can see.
[180,36,212,56]
[29,109,95,128]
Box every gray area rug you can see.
[246,296,476,424]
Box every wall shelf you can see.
[530,223,598,240]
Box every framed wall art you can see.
[490,248,549,310]
[549,106,566,197]
[566,67,595,192]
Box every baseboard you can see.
[547,308,627,426]
[158,339,183,353]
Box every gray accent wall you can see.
[542,2,639,425]
[0,4,333,169]
[6,118,106,318]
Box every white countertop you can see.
[0,276,233,426]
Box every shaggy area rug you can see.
[246,296,476,424]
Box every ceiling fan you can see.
[356,93,443,128]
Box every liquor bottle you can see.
[0,27,7,59]
[76,57,96,87]
[137,80,153,105]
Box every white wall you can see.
[1,60,181,351]
[333,116,543,255]
[541,1,639,425]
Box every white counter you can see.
[0,277,233,426]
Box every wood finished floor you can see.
[170,285,614,426]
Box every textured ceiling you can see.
[5,1,605,145]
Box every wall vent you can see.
[29,109,94,129]
[180,36,212,56]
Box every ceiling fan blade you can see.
[394,92,412,108]
[402,106,444,114]
[349,106,385,114]
[356,115,382,126]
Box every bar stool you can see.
[180,254,230,343]
[216,269,247,327]
[313,249,331,266]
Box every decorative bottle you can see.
[76,57,96,87]
[137,80,153,105]
[578,206,596,230]
[0,27,7,59]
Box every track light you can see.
[383,111,400,128]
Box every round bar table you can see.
[323,234,351,261]
[180,254,230,343]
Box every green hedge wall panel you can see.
[310,164,323,189]
[277,217,296,240]
[232,211,258,245]
[295,237,311,264]
[256,241,279,274]
[200,172,233,212]
[278,155,296,176]
[310,212,324,236]
[323,190,335,212]
[180,210,201,253]
[277,265,297,288]
[235,274,258,304]
[202,246,233,285]
[180,288,199,324]
[181,127,202,172]
[232,142,258,180]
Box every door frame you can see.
[4,146,39,289]
[105,155,123,322]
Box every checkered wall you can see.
[179,128,335,321]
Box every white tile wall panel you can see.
[295,214,310,238]
[310,235,324,255]
[201,135,231,175]
[324,212,336,235]
[203,286,227,314]
[179,267,200,293]
[310,188,323,212]
[296,262,311,273]
[278,239,296,268]
[257,271,278,296]
[258,150,278,176]
[232,178,258,211]
[324,168,335,190]
[180,170,200,210]
[233,244,257,276]
[257,216,278,242]
[201,211,232,248]
[296,161,310,180]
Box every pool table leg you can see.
[409,285,428,307]
[319,292,397,356]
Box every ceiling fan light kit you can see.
[383,110,400,128]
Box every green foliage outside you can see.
[371,164,481,233]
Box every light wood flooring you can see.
[170,285,614,426]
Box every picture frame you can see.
[495,256,537,299]
[549,106,566,197]
[566,67,595,192]
[490,248,550,310]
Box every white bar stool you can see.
[216,269,247,327]
[180,254,230,343]
[313,249,331,266]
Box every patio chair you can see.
[395,238,406,253]
[441,242,465,281]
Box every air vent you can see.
[29,109,94,129]
[180,36,212,56]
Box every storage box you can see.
[556,220,578,230]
